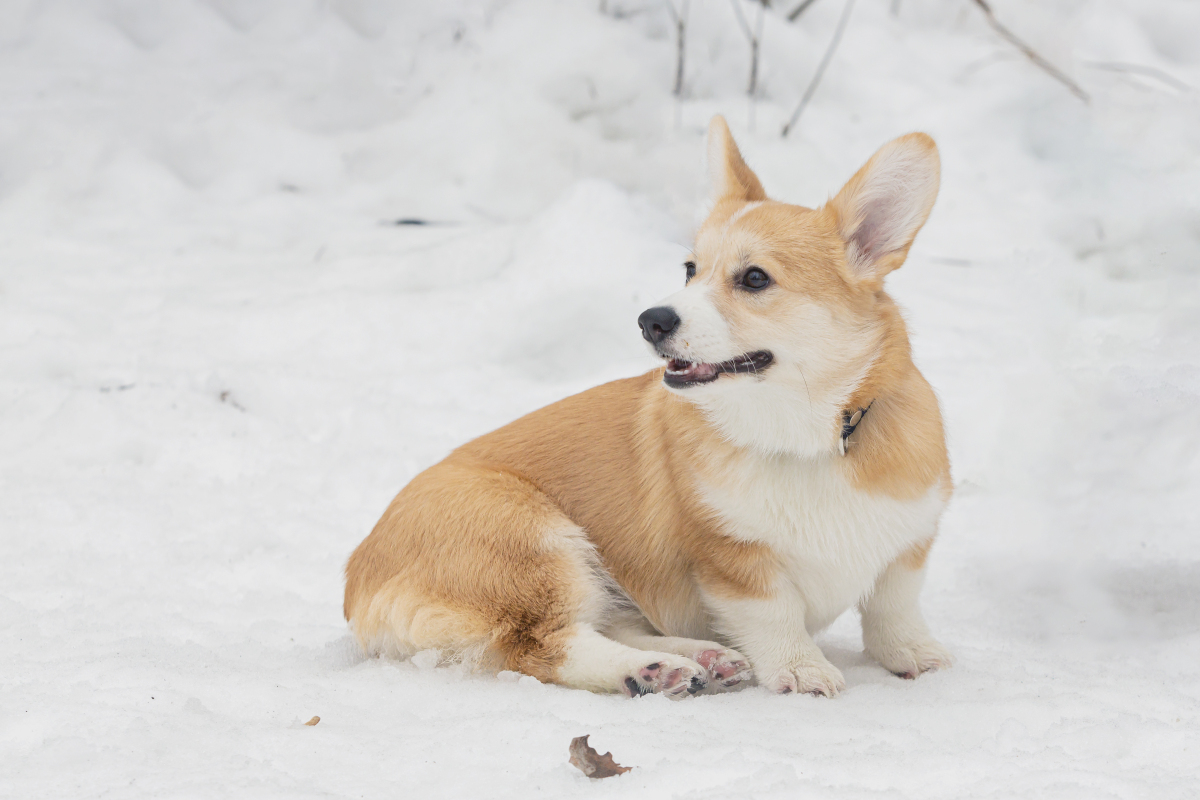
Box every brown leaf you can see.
[568,735,631,779]
[304,716,320,726]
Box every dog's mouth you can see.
[662,351,774,388]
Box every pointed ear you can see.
[708,115,767,204]
[827,133,940,283]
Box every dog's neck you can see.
[691,377,868,459]
[689,341,897,460]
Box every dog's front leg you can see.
[704,584,845,697]
[859,541,954,679]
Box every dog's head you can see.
[639,116,940,454]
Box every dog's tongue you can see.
[667,359,718,380]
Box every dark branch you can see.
[665,1,690,97]
[970,0,1089,103]
[730,1,766,97]
[730,0,753,41]
[1084,60,1191,93]
[787,0,821,22]
[782,0,856,137]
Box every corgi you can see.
[344,116,953,698]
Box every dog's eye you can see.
[741,267,770,290]
[684,261,696,283]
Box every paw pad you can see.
[624,659,705,699]
[693,648,752,689]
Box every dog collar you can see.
[839,401,874,456]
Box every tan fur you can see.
[344,117,952,692]
[899,537,935,571]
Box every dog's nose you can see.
[638,306,681,344]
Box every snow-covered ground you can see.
[2,1,1198,796]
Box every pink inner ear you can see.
[852,197,892,262]
[833,134,941,280]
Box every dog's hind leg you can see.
[486,525,709,698]
[604,615,753,692]
[555,626,708,698]
[345,462,704,697]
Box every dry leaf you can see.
[568,735,631,779]
[304,716,320,726]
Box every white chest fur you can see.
[695,451,945,631]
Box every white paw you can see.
[866,636,954,680]
[760,658,846,697]
[623,655,706,699]
[691,647,753,692]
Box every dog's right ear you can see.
[708,116,767,204]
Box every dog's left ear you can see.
[827,133,940,284]
[708,115,767,204]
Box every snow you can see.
[2,0,1198,797]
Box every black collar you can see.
[839,400,874,456]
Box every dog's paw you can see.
[691,647,753,691]
[760,658,845,697]
[866,636,954,680]
[623,656,706,699]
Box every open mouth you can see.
[663,351,774,388]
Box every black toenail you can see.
[780,687,793,694]
[624,677,647,697]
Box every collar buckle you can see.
[839,400,874,456]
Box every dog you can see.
[343,116,953,698]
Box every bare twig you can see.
[731,1,753,54]
[1084,60,1191,93]
[970,0,1089,103]
[782,0,855,137]
[730,0,767,97]
[787,0,821,23]
[664,0,690,97]
[731,0,767,130]
[752,1,766,127]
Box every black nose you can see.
[638,306,681,345]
